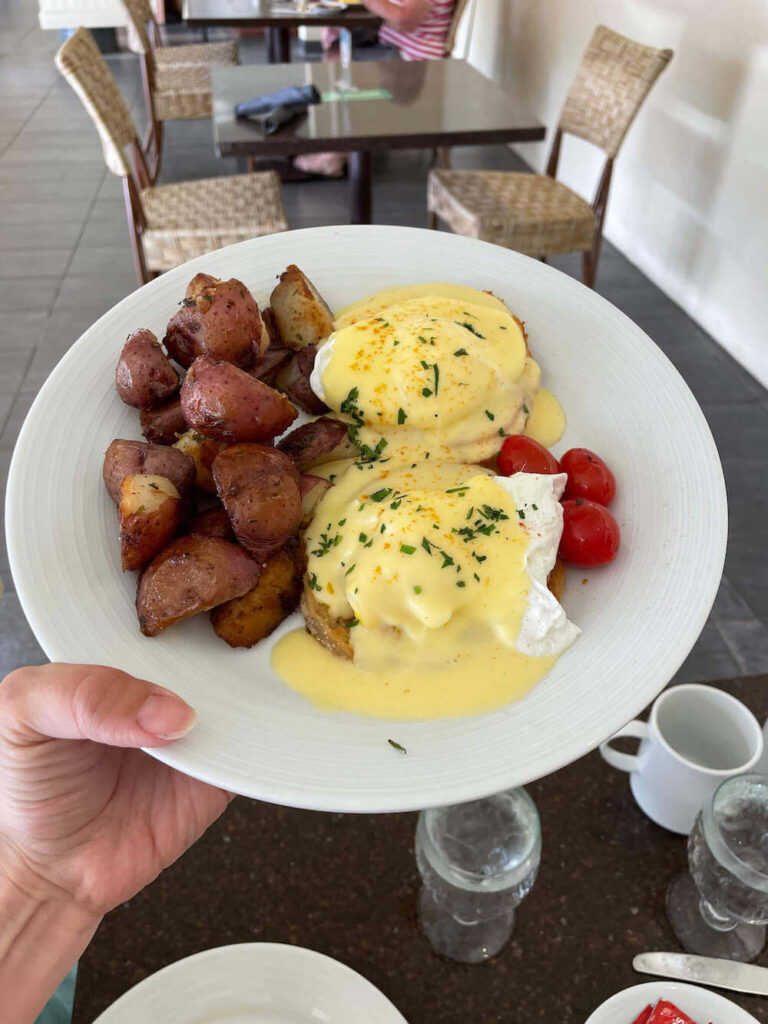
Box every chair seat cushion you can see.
[155,41,239,67]
[141,171,288,270]
[428,170,596,256]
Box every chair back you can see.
[55,26,139,177]
[122,0,161,57]
[444,0,471,56]
[558,24,672,158]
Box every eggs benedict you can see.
[272,457,579,720]
[310,284,542,464]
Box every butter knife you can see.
[633,951,768,996]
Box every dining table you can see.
[72,673,768,1023]
[211,57,546,223]
[182,0,382,63]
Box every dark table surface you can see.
[183,0,381,28]
[73,674,768,1023]
[211,58,546,156]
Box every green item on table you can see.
[320,88,393,103]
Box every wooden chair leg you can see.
[247,156,256,173]
[581,253,595,288]
[427,210,437,230]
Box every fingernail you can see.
[137,694,197,740]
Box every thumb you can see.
[0,663,197,749]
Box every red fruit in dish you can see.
[560,447,616,506]
[497,435,561,476]
[559,499,620,567]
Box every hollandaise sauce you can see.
[272,459,568,720]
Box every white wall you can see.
[462,0,768,388]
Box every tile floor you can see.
[1,2,767,684]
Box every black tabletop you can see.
[183,0,381,29]
[73,674,768,1023]
[212,58,546,156]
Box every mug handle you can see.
[599,720,650,773]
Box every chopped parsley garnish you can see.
[148,482,159,490]
[446,486,469,494]
[370,487,392,502]
[388,739,407,753]
[359,532,368,543]
[421,537,432,554]
[485,410,495,421]
[308,572,322,592]
[453,348,468,356]
[498,427,509,437]
[456,580,466,588]
[338,518,346,526]
[400,543,416,555]
[456,321,485,339]
[191,432,205,443]
[311,532,342,557]
[523,404,530,415]
[517,509,526,520]
[440,552,454,569]
[346,618,359,628]
[344,564,355,576]
[413,585,422,594]
[532,503,538,510]
[373,317,389,326]
[340,386,364,425]
[397,408,407,425]
[473,572,480,582]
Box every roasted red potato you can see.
[115,329,179,409]
[188,505,235,540]
[261,306,282,347]
[299,473,331,526]
[249,345,292,386]
[103,439,194,504]
[270,265,334,351]
[210,548,302,648]
[274,345,328,415]
[118,474,183,572]
[277,416,356,471]
[164,273,267,370]
[173,428,228,493]
[212,443,302,562]
[139,397,187,445]
[136,535,260,637]
[181,356,297,444]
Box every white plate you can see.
[585,981,759,1023]
[5,226,726,812]
[92,943,408,1023]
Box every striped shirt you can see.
[378,0,457,60]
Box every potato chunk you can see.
[211,549,301,648]
[173,429,227,493]
[119,474,182,572]
[136,536,260,637]
[270,265,334,351]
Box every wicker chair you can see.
[56,28,288,286]
[427,25,673,286]
[122,0,239,180]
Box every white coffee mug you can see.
[599,684,764,835]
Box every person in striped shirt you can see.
[366,0,458,61]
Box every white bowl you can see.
[92,942,408,1023]
[585,981,759,1023]
[5,225,726,812]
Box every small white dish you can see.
[92,942,408,1023]
[6,225,726,812]
[585,981,759,1023]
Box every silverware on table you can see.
[633,951,768,996]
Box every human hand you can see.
[0,663,232,916]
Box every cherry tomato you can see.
[561,447,616,505]
[559,499,620,566]
[498,435,561,476]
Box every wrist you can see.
[0,867,100,1024]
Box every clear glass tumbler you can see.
[415,787,541,963]
[667,773,768,961]
[336,27,355,92]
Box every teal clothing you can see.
[34,964,77,1024]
